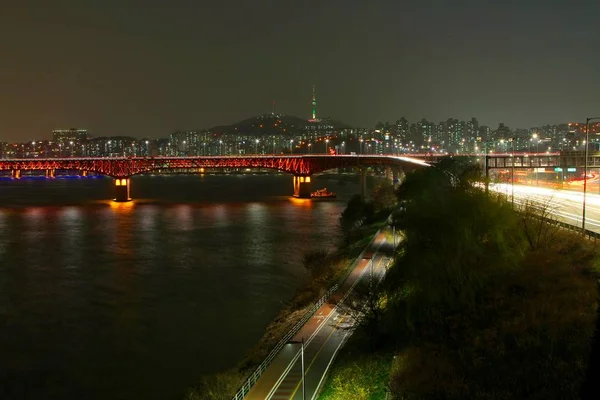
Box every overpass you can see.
[0,155,429,201]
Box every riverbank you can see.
[184,202,393,399]
[317,159,600,399]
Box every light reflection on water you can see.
[0,174,358,400]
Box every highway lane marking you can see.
[310,330,351,400]
[309,257,390,399]
[499,189,600,233]
[264,350,303,400]
[288,315,347,399]
[266,253,386,400]
[287,255,386,399]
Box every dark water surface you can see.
[0,174,358,400]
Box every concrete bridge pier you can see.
[385,166,393,181]
[293,175,312,198]
[11,169,21,179]
[114,178,131,202]
[45,169,55,178]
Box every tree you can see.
[339,195,367,242]
[386,158,526,328]
[370,180,397,213]
[335,267,386,352]
[519,198,559,250]
[302,249,330,280]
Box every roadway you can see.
[245,229,394,400]
[490,183,600,233]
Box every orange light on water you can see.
[289,197,312,207]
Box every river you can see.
[0,173,359,400]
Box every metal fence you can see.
[510,195,600,241]
[231,284,338,400]
[539,215,600,242]
[231,220,391,400]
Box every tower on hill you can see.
[308,85,320,122]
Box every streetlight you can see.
[509,137,515,205]
[531,133,539,185]
[219,140,223,155]
[341,141,345,155]
[145,140,149,156]
[359,138,364,154]
[583,117,600,233]
[325,139,329,154]
[290,139,294,155]
[255,138,259,154]
[287,338,305,400]
[308,143,312,154]
[202,142,206,156]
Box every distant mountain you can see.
[207,114,352,136]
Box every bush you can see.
[384,159,598,399]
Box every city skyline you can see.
[2,1,600,141]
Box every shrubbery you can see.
[320,159,600,400]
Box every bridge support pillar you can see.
[385,166,393,181]
[11,169,21,179]
[81,170,88,177]
[293,175,312,198]
[114,178,131,202]
[45,169,55,178]
[359,168,367,199]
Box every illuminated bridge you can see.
[0,155,429,201]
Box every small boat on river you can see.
[310,188,337,198]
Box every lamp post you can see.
[583,117,600,233]
[509,137,515,205]
[219,140,223,156]
[325,139,329,154]
[287,338,305,400]
[308,143,312,154]
[290,139,294,155]
[202,142,206,156]
[255,138,259,155]
[532,133,539,185]
[341,141,345,155]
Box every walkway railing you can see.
[232,218,392,399]
[231,284,338,400]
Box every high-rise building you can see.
[52,128,88,145]
[394,118,409,145]
[52,128,89,156]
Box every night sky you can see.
[2,0,600,141]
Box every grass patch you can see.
[318,333,394,400]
